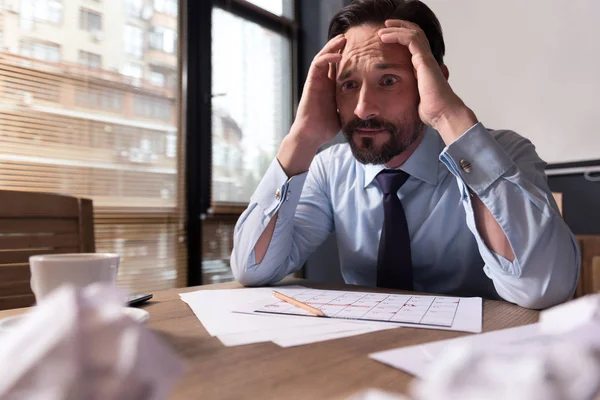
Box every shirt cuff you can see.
[252,158,308,219]
[439,122,516,195]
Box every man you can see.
[230,0,580,309]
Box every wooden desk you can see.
[0,280,539,399]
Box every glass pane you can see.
[245,0,294,19]
[0,0,184,293]
[201,217,236,285]
[212,8,293,204]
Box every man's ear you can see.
[440,64,450,81]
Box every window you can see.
[0,0,184,294]
[211,9,293,204]
[148,27,177,54]
[125,0,143,18]
[202,2,296,285]
[154,0,177,17]
[166,73,177,89]
[124,24,144,59]
[75,87,122,111]
[20,0,63,27]
[122,62,143,86]
[134,94,173,121]
[78,50,102,69]
[245,0,294,19]
[151,71,165,87]
[80,8,102,32]
[148,67,176,88]
[19,40,60,63]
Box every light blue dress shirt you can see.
[231,123,580,309]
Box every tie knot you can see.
[375,170,409,195]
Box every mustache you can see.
[342,117,398,135]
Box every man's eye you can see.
[342,81,358,90]
[381,76,399,86]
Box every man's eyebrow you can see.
[338,63,411,80]
[374,63,410,70]
[338,69,354,81]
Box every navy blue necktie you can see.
[375,170,413,290]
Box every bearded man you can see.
[230,0,580,309]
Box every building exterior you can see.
[0,0,184,292]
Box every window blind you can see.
[0,51,187,293]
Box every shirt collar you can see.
[363,126,442,188]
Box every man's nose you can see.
[354,87,380,120]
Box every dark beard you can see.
[342,114,424,165]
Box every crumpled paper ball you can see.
[411,338,600,400]
[0,283,185,400]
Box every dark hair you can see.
[328,0,445,65]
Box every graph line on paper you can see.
[255,289,462,327]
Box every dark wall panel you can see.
[548,175,600,235]
[298,0,347,283]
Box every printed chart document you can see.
[235,287,482,333]
[180,286,400,347]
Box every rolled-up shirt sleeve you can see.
[231,155,334,286]
[439,123,580,309]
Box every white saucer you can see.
[0,307,150,333]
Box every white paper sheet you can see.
[235,288,483,333]
[369,324,540,377]
[272,324,400,347]
[217,320,384,347]
[217,313,399,347]
[369,322,600,378]
[180,286,395,348]
[180,286,336,337]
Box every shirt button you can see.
[460,159,472,173]
[275,188,281,201]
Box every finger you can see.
[316,34,346,57]
[385,19,421,31]
[329,46,344,80]
[378,27,416,37]
[378,29,432,53]
[378,29,417,47]
[328,62,336,81]
[312,53,342,73]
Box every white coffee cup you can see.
[29,253,120,302]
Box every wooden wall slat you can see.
[593,256,600,293]
[0,263,31,282]
[0,294,36,310]
[0,280,31,297]
[0,247,81,265]
[0,190,79,218]
[0,233,79,250]
[80,198,96,253]
[0,219,79,234]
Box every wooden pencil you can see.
[273,290,326,317]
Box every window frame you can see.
[184,0,298,285]
[124,24,144,59]
[155,0,178,17]
[125,0,144,18]
[78,49,102,69]
[19,39,61,63]
[209,0,297,214]
[148,26,177,54]
[79,7,103,32]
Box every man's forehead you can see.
[340,25,412,68]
